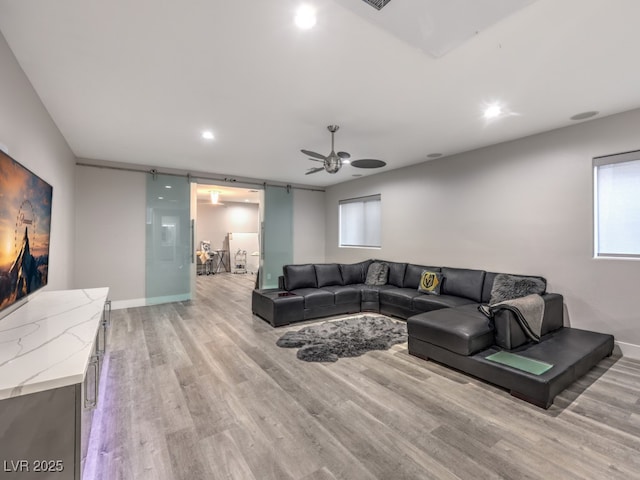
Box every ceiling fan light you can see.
[325,155,342,173]
[301,124,348,174]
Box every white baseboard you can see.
[615,341,640,360]
[110,294,193,310]
[145,293,191,306]
[109,298,147,310]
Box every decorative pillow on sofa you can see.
[365,262,389,286]
[490,274,546,304]
[418,270,443,295]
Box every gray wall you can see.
[196,201,259,251]
[0,31,76,291]
[325,108,640,358]
[74,165,146,305]
[293,189,326,264]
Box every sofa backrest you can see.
[283,264,317,290]
[383,261,407,287]
[441,267,486,302]
[284,262,549,306]
[315,263,344,287]
[404,264,441,290]
[481,272,498,303]
[339,260,372,285]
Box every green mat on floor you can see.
[486,351,553,375]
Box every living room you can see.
[1,1,639,479]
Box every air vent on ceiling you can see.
[361,0,392,11]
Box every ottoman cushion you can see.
[379,288,423,309]
[321,285,360,305]
[291,288,335,309]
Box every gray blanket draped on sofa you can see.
[479,293,545,342]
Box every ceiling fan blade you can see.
[305,167,325,175]
[301,149,326,160]
[307,158,324,163]
[350,159,387,169]
[337,151,351,159]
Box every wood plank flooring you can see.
[86,273,640,480]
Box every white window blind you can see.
[594,151,640,257]
[339,195,381,248]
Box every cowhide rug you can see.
[276,315,407,363]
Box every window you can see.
[339,194,381,248]
[594,150,640,258]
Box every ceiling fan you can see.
[301,125,351,175]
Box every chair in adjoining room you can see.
[197,240,213,275]
[196,254,207,275]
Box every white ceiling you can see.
[1,0,639,188]
[338,0,536,58]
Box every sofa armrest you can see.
[493,293,564,350]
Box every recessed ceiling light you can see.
[427,153,442,159]
[295,5,317,29]
[158,196,164,200]
[165,185,172,189]
[245,199,250,202]
[570,111,599,121]
[484,104,502,119]
[201,130,214,140]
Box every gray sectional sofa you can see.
[251,259,614,408]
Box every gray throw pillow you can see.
[490,274,546,304]
[365,262,389,286]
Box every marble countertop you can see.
[0,287,109,400]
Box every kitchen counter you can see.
[0,288,109,400]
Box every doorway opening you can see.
[193,184,261,285]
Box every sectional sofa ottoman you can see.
[252,259,614,408]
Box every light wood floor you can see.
[87,273,640,480]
